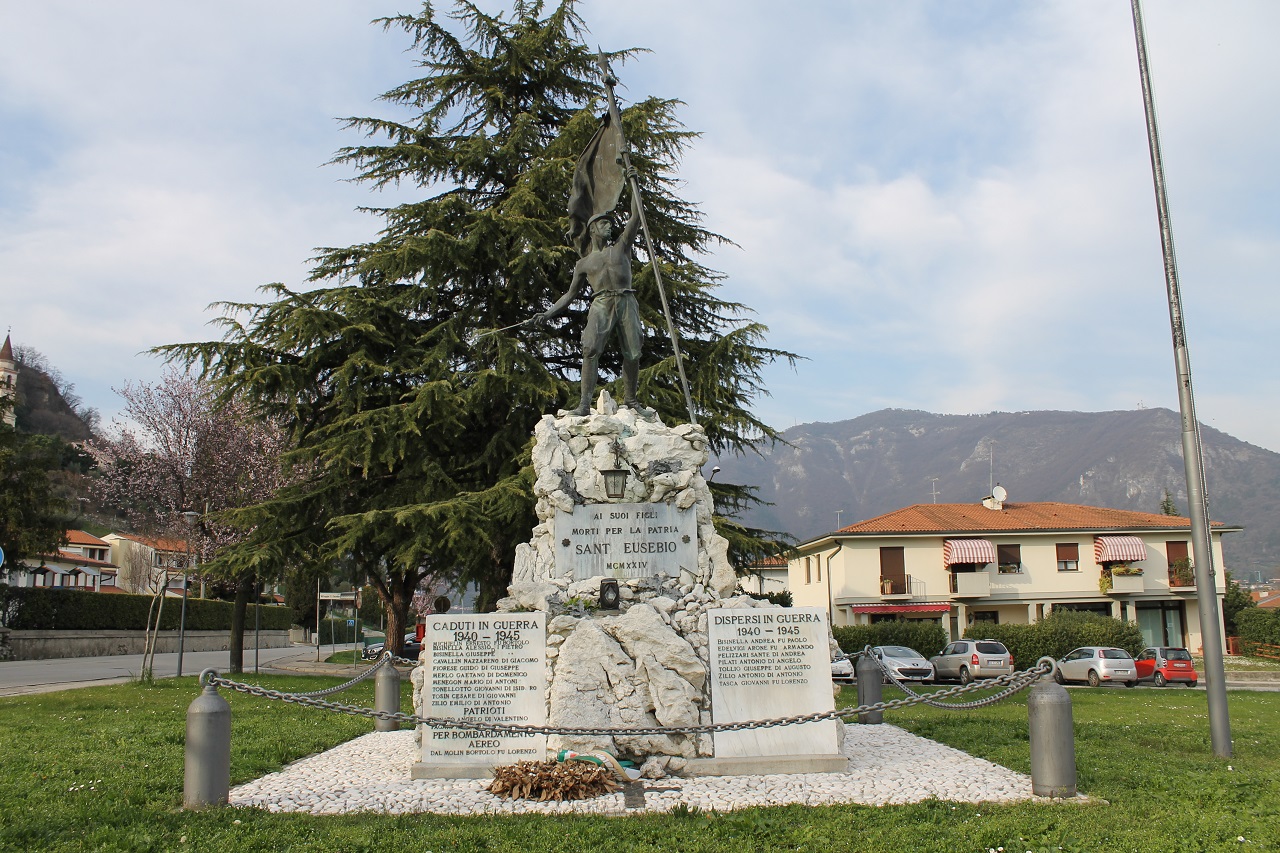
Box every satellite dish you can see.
[992,485,1008,503]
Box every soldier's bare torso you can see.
[575,242,633,293]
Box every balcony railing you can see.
[880,575,915,598]
[1107,574,1144,594]
[949,572,990,597]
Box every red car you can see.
[1134,647,1198,687]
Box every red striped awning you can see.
[1094,535,1148,563]
[943,539,996,566]
[846,603,952,614]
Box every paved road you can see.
[0,644,357,696]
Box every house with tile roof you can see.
[740,555,790,596]
[101,532,193,595]
[788,491,1239,652]
[1,530,120,591]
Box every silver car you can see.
[1054,646,1137,688]
[872,645,935,682]
[930,639,1014,684]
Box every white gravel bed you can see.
[229,724,1041,815]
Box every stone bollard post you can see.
[855,652,883,724]
[184,670,231,810]
[374,657,402,732]
[1028,663,1077,798]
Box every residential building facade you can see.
[1,530,119,591]
[788,496,1237,652]
[740,555,790,597]
[101,533,192,595]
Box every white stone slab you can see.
[707,607,839,758]
[554,502,696,580]
[416,613,546,773]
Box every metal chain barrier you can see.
[285,652,393,697]
[859,647,1058,711]
[199,656,1054,737]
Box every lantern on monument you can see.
[602,468,628,499]
[601,439,629,499]
[599,578,620,610]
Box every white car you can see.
[831,652,854,684]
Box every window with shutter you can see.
[1056,542,1079,572]
[996,543,1022,573]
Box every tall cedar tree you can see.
[162,1,795,653]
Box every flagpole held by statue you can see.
[534,51,698,425]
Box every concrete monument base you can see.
[680,754,850,777]
[410,762,497,780]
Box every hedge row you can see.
[0,584,293,631]
[1236,608,1280,646]
[833,621,948,657]
[963,611,1145,666]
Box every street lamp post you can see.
[177,510,199,678]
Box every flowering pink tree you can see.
[91,369,292,671]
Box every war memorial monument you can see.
[408,57,845,781]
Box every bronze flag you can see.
[566,112,625,257]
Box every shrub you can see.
[1236,608,1280,646]
[833,621,948,657]
[316,617,366,644]
[744,589,793,607]
[0,584,293,631]
[964,611,1145,666]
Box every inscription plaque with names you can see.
[707,606,839,758]
[423,612,547,766]
[554,501,696,580]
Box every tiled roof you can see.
[749,555,790,568]
[53,550,118,569]
[832,502,1232,536]
[108,532,189,552]
[34,549,119,569]
[66,529,110,547]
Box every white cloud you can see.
[2,0,1278,453]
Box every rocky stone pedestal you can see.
[412,394,843,778]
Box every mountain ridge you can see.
[717,408,1279,579]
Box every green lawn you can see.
[0,677,1276,852]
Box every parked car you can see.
[930,639,1014,684]
[871,645,935,683]
[362,632,423,661]
[1055,646,1137,687]
[1134,646,1198,687]
[831,650,854,684]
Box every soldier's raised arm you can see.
[619,172,643,246]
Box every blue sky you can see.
[2,1,1278,452]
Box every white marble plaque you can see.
[422,612,546,766]
[554,501,696,580]
[708,607,839,758]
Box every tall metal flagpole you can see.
[595,51,698,425]
[1129,0,1231,758]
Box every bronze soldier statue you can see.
[537,178,646,416]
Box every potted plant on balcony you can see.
[1099,569,1113,594]
[1111,563,1143,576]
[1169,557,1195,587]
